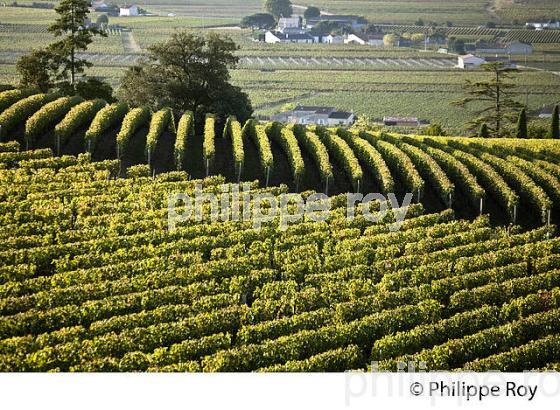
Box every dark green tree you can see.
[304,6,321,19]
[117,31,253,123]
[265,0,293,20]
[515,108,528,138]
[454,62,523,137]
[478,123,490,138]
[16,49,55,91]
[76,78,114,102]
[550,105,559,139]
[240,13,276,29]
[448,37,465,54]
[47,0,105,85]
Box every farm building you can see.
[344,33,385,46]
[324,34,344,44]
[278,17,301,31]
[383,117,420,127]
[265,31,314,44]
[476,41,533,55]
[327,111,355,126]
[272,106,355,126]
[119,4,139,16]
[526,20,560,30]
[475,42,507,54]
[457,54,486,69]
[505,41,533,55]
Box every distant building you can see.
[324,34,344,44]
[344,33,385,46]
[278,17,301,31]
[91,1,109,11]
[272,106,355,126]
[505,41,533,55]
[345,34,367,45]
[476,41,533,55]
[327,111,355,126]
[119,4,139,16]
[457,54,486,69]
[475,42,506,54]
[526,20,560,30]
[264,31,314,44]
[305,15,368,30]
[383,117,420,127]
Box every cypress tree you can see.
[478,123,489,138]
[515,108,528,138]
[551,105,559,139]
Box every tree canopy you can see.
[265,0,293,20]
[240,13,276,29]
[117,31,253,123]
[304,6,321,19]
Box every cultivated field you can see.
[1,111,560,371]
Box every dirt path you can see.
[121,30,142,54]
[254,92,322,111]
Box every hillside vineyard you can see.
[1,92,560,372]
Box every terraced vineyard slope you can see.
[0,143,560,371]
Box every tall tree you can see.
[265,0,293,20]
[47,0,105,85]
[117,31,253,123]
[515,108,528,138]
[550,105,559,139]
[454,62,523,137]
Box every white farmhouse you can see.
[278,17,301,31]
[119,4,139,16]
[344,33,385,46]
[324,34,344,44]
[327,111,355,126]
[457,54,486,69]
[272,106,355,126]
[345,34,367,45]
[264,31,314,44]
[526,20,560,30]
